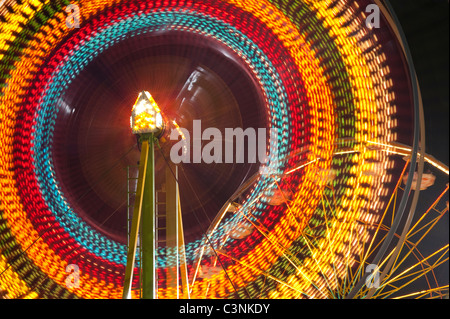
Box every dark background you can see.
[389,0,449,298]
[390,0,449,166]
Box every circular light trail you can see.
[0,0,415,299]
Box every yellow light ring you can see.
[1,0,336,298]
[182,0,394,299]
[154,0,337,298]
[0,255,38,299]
[267,1,398,298]
[0,1,126,299]
[0,0,48,62]
[0,0,401,299]
[184,0,383,299]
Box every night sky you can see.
[389,0,449,297]
[390,0,449,166]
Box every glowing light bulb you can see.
[130,91,165,135]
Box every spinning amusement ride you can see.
[0,0,448,299]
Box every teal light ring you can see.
[32,10,291,267]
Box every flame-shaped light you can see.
[131,91,164,135]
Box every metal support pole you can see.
[122,139,150,299]
[122,135,157,299]
[166,163,190,299]
[126,90,164,299]
[124,132,187,299]
[178,196,190,299]
[166,163,179,297]
[142,135,156,299]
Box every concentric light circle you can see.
[0,0,415,299]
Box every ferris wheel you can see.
[0,0,448,299]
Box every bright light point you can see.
[130,90,164,135]
[156,112,163,130]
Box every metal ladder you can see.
[155,188,167,299]
[127,165,148,298]
[126,164,188,298]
